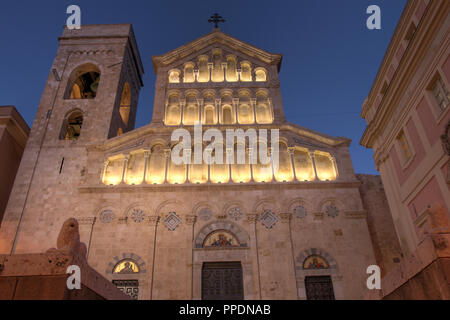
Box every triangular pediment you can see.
[152,29,282,73]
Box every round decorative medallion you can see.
[199,208,213,221]
[131,209,145,223]
[228,207,243,221]
[325,205,339,218]
[293,205,307,219]
[99,209,114,223]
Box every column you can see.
[221,62,227,82]
[180,99,185,125]
[233,97,239,124]
[197,99,203,124]
[185,215,197,299]
[251,98,257,124]
[279,213,298,299]
[269,147,275,181]
[101,160,109,184]
[164,149,171,183]
[288,147,297,181]
[148,215,160,300]
[215,99,221,124]
[227,147,232,183]
[121,154,130,184]
[185,148,191,183]
[248,147,254,182]
[207,63,213,83]
[246,213,261,299]
[309,151,318,181]
[142,150,150,184]
[237,68,242,82]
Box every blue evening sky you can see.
[0,0,407,174]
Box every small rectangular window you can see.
[397,131,411,162]
[432,76,449,112]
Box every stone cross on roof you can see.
[208,13,225,29]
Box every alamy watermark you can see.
[170,122,279,170]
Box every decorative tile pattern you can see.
[260,209,278,229]
[199,208,213,221]
[99,209,114,223]
[163,212,181,231]
[131,209,145,223]
[228,207,243,221]
[293,205,307,219]
[326,205,339,218]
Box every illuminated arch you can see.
[65,63,101,99]
[194,220,249,248]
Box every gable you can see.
[152,29,282,73]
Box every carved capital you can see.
[246,213,258,223]
[279,213,292,223]
[77,217,96,226]
[185,215,197,225]
[148,216,160,226]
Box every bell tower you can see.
[39,24,144,145]
[0,24,144,254]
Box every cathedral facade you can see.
[0,24,392,300]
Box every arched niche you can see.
[240,61,252,82]
[314,151,337,181]
[183,62,195,83]
[165,92,181,125]
[183,92,199,125]
[209,144,229,183]
[273,141,294,182]
[125,151,146,185]
[146,144,166,184]
[189,144,208,184]
[194,220,249,248]
[65,63,101,99]
[167,144,187,184]
[211,49,224,82]
[168,68,180,83]
[226,55,238,82]
[254,67,267,82]
[293,147,315,181]
[197,56,209,82]
[252,141,273,182]
[237,90,254,124]
[231,143,251,183]
[60,109,83,140]
[255,91,272,124]
[103,155,125,185]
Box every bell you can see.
[90,78,99,92]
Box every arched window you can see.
[226,55,238,82]
[165,93,181,125]
[197,56,209,82]
[168,69,180,83]
[273,142,294,182]
[255,92,272,124]
[314,151,337,181]
[146,144,166,184]
[240,61,252,82]
[203,105,215,124]
[255,68,267,82]
[60,110,83,140]
[119,83,131,127]
[222,105,233,124]
[113,259,140,274]
[66,64,101,99]
[211,49,224,82]
[183,93,199,125]
[183,63,195,83]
